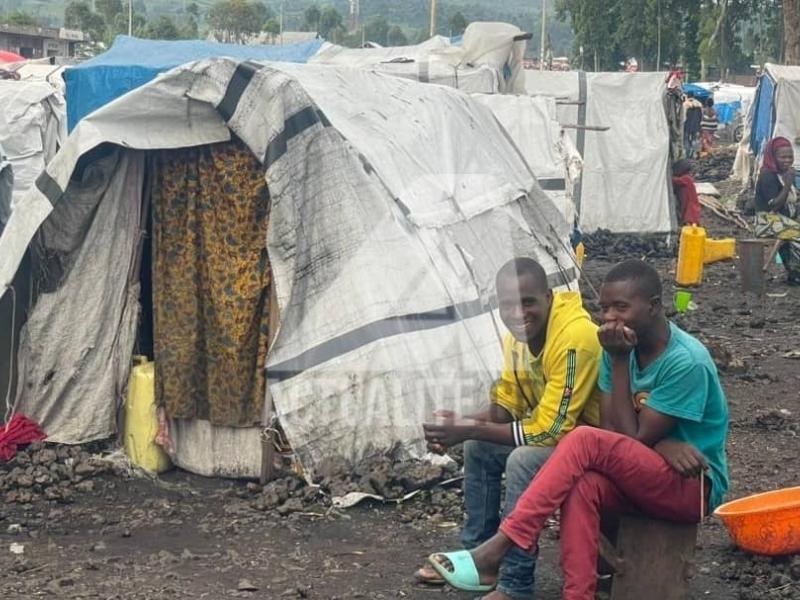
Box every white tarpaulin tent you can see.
[472,93,582,226]
[311,22,528,95]
[738,64,800,187]
[0,79,65,230]
[524,70,674,234]
[758,64,800,159]
[0,58,576,478]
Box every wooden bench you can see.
[598,515,698,600]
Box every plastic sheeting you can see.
[472,93,582,225]
[0,143,11,231]
[769,66,800,164]
[525,70,673,234]
[64,35,324,131]
[1,58,575,476]
[13,149,144,443]
[749,64,800,164]
[310,23,527,95]
[0,80,65,229]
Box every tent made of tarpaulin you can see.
[63,35,325,131]
[0,79,65,231]
[472,93,582,226]
[524,70,674,235]
[310,22,528,95]
[0,58,576,478]
[750,64,800,161]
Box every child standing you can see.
[672,159,701,226]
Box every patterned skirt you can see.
[754,211,800,278]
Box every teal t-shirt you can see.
[598,322,729,510]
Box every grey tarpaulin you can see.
[0,58,574,476]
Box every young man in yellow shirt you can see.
[417,257,602,600]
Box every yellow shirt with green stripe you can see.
[491,291,602,446]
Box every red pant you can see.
[499,427,703,600]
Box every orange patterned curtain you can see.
[152,140,271,427]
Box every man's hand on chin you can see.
[598,321,637,356]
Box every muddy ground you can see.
[2,152,800,599]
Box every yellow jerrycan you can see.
[676,225,706,286]
[575,241,586,268]
[124,357,172,473]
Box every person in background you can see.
[699,98,718,158]
[683,92,703,159]
[672,159,701,226]
[426,260,729,600]
[415,257,602,600]
[754,137,800,285]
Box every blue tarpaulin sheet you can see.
[715,101,741,125]
[64,35,324,131]
[750,74,775,156]
[682,83,712,101]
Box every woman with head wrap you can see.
[754,137,800,284]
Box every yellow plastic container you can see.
[703,237,736,264]
[676,225,706,286]
[575,241,586,268]
[124,357,171,473]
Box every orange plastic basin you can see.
[714,486,800,556]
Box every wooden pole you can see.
[430,0,437,37]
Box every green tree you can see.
[303,5,322,32]
[448,11,468,36]
[6,10,38,26]
[555,0,620,70]
[64,1,107,41]
[319,6,343,39]
[110,12,146,39]
[387,25,408,46]
[186,2,200,19]
[141,15,181,40]
[263,17,280,41]
[95,0,123,26]
[207,0,265,42]
[181,16,199,40]
[363,15,389,44]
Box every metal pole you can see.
[430,0,437,37]
[128,0,132,36]
[539,0,547,71]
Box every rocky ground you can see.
[2,148,800,599]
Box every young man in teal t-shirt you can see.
[426,260,729,600]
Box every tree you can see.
[95,0,123,26]
[364,15,389,44]
[448,11,468,36]
[785,0,800,64]
[181,16,199,40]
[141,16,181,40]
[303,5,322,32]
[110,12,146,39]
[387,25,408,46]
[6,10,38,26]
[319,6,343,39]
[64,1,107,41]
[207,0,265,43]
[263,17,280,42]
[186,2,200,19]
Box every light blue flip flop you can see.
[427,550,494,593]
